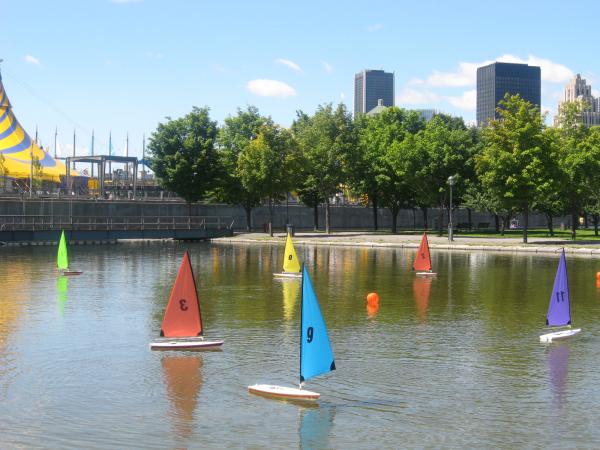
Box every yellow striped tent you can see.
[0,71,72,181]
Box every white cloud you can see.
[145,51,164,60]
[322,61,333,73]
[411,54,573,89]
[276,58,302,72]
[246,79,297,99]
[396,88,441,105]
[24,54,41,66]
[541,104,553,115]
[367,23,384,32]
[446,89,476,110]
[340,92,345,101]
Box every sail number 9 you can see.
[307,327,314,343]
[179,299,188,311]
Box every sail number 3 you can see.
[307,326,314,343]
[179,299,188,311]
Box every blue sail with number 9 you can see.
[300,266,335,383]
[546,250,571,327]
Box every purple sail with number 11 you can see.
[546,250,571,327]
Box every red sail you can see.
[413,233,432,272]
[161,251,203,338]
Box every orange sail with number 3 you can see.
[413,233,432,272]
[161,251,203,338]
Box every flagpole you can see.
[72,129,76,170]
[29,140,33,198]
[91,130,95,178]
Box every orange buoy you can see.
[367,302,379,319]
[596,272,600,280]
[366,292,379,305]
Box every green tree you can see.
[293,103,355,234]
[32,155,43,192]
[553,100,600,240]
[355,107,425,233]
[416,114,476,235]
[217,106,272,231]
[148,107,220,214]
[476,94,552,243]
[237,124,299,236]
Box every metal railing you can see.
[0,215,235,232]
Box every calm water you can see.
[1,241,600,449]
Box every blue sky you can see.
[1,0,599,159]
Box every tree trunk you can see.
[313,204,319,231]
[390,206,399,234]
[244,206,252,232]
[325,200,331,234]
[546,212,554,237]
[467,208,472,230]
[412,208,416,231]
[268,197,274,237]
[522,203,529,244]
[437,205,444,236]
[421,207,428,230]
[571,209,578,241]
[500,215,506,236]
[594,214,599,236]
[584,212,588,229]
[494,214,500,233]
[372,195,378,231]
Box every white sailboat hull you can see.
[150,337,224,350]
[61,270,82,276]
[416,272,436,277]
[539,328,581,343]
[248,384,320,400]
[273,272,302,279]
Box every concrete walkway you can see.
[212,231,600,257]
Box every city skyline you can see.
[1,0,598,158]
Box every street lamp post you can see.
[447,175,455,242]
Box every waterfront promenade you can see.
[214,231,600,256]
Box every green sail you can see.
[57,231,69,270]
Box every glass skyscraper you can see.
[476,62,541,127]
[354,69,394,116]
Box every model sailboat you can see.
[150,251,224,350]
[249,266,336,400]
[413,233,436,276]
[539,250,581,343]
[57,231,82,276]
[273,233,302,278]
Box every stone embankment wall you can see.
[0,198,568,231]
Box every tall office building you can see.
[354,69,394,115]
[554,74,600,127]
[476,62,541,127]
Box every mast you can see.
[299,265,304,388]
[54,127,58,159]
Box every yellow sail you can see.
[282,233,301,273]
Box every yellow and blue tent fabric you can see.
[0,72,73,181]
